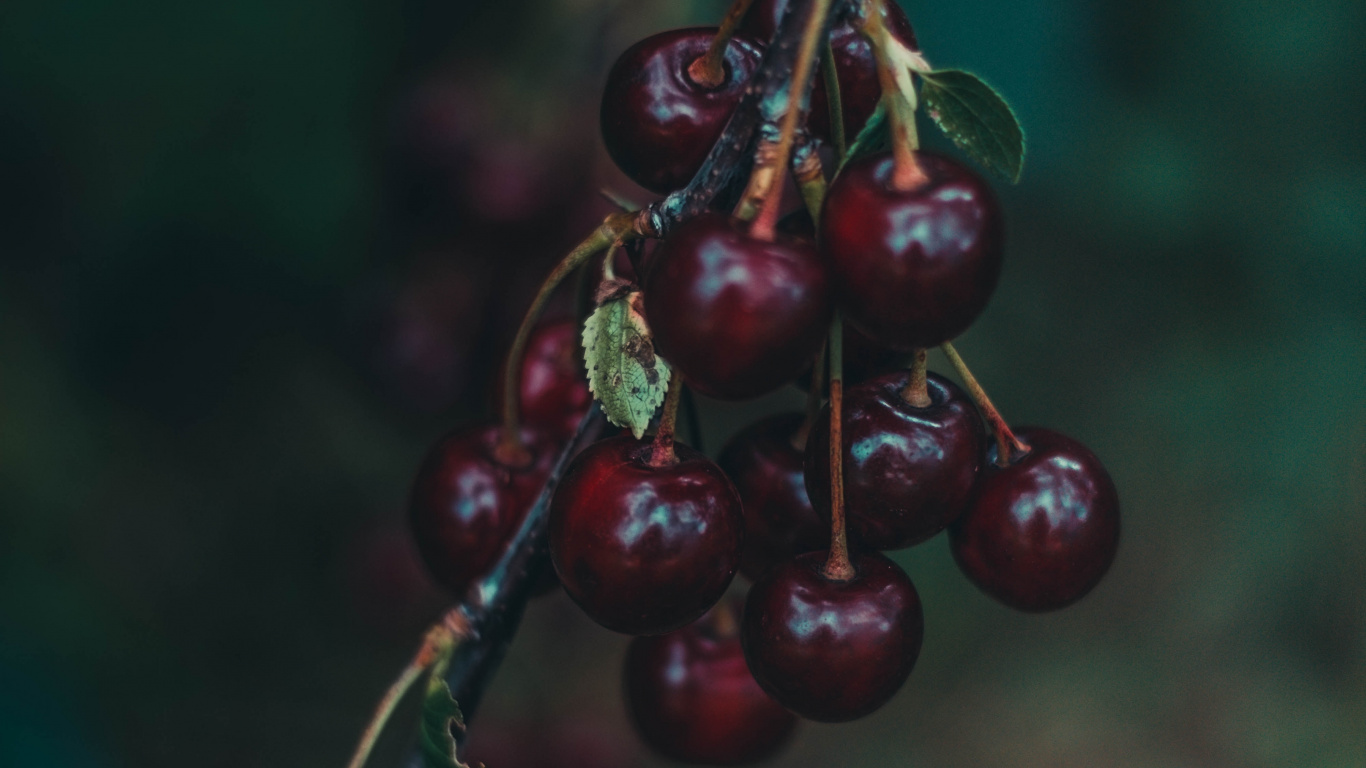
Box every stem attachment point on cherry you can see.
[688,0,758,89]
[901,347,931,407]
[940,341,1029,466]
[864,0,928,192]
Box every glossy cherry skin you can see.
[549,433,745,634]
[601,28,764,194]
[805,371,984,550]
[514,319,591,441]
[409,424,557,596]
[742,0,917,139]
[821,152,1004,350]
[742,550,923,722]
[625,602,797,764]
[950,428,1120,612]
[645,212,832,400]
[717,413,828,580]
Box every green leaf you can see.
[582,293,672,439]
[837,101,890,174]
[419,675,471,768]
[918,69,1026,183]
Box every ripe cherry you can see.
[601,28,764,194]
[805,371,984,550]
[549,433,744,635]
[409,424,556,597]
[717,413,827,580]
[624,600,797,765]
[950,428,1120,612]
[507,318,591,441]
[742,550,924,722]
[645,212,831,400]
[741,0,917,140]
[821,151,1004,350]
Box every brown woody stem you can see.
[940,341,1029,466]
[901,347,931,406]
[822,313,855,581]
[648,373,686,467]
[689,0,758,88]
[498,212,637,465]
[748,0,834,241]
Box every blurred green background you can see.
[2,0,1363,765]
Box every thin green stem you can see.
[940,341,1029,466]
[498,212,637,465]
[793,338,827,451]
[821,41,845,157]
[345,616,463,768]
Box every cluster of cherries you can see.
[407,0,1120,764]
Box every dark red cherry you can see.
[742,550,923,722]
[805,371,984,549]
[409,424,556,596]
[950,428,1120,612]
[601,28,764,194]
[741,0,917,140]
[645,212,831,400]
[513,318,591,441]
[717,413,827,580]
[549,433,745,634]
[625,601,797,764]
[821,151,1004,350]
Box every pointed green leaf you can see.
[419,675,470,768]
[837,101,890,174]
[919,69,1025,183]
[582,293,672,438]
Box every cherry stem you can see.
[689,0,757,89]
[793,337,826,451]
[648,373,685,467]
[821,41,846,156]
[822,313,855,582]
[901,348,931,406]
[709,599,741,638]
[748,0,835,241]
[940,341,1029,466]
[498,211,637,465]
[864,0,926,191]
[345,614,464,768]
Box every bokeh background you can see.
[2,0,1364,765]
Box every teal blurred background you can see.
[1,0,1363,765]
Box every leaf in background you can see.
[837,102,890,174]
[419,675,470,768]
[919,69,1026,183]
[583,292,672,438]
